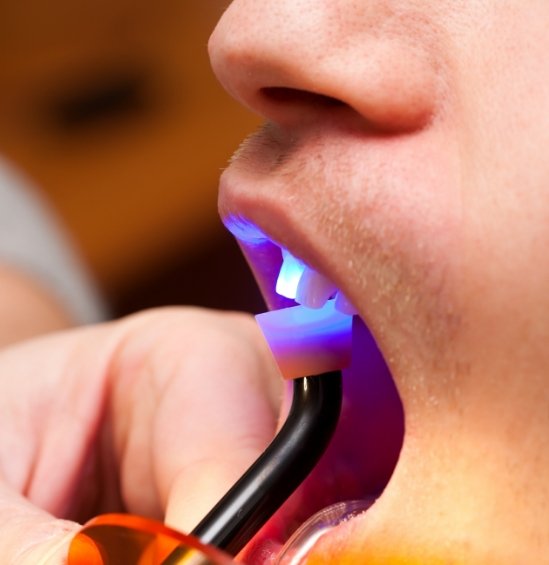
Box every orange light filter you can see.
[68,513,236,565]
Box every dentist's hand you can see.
[0,307,282,564]
[0,266,73,347]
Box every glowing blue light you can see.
[276,249,306,299]
[222,215,269,244]
[255,300,353,379]
[222,216,308,301]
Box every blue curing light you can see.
[276,248,306,299]
[255,300,353,379]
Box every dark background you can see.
[0,0,265,318]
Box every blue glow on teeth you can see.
[276,248,306,299]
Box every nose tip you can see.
[209,0,443,132]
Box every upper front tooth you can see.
[276,248,350,312]
[276,248,306,299]
[295,267,338,309]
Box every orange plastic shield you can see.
[68,513,236,565]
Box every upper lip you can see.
[217,123,358,313]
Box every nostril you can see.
[260,87,346,109]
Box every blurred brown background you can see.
[0,0,265,317]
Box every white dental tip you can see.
[255,300,353,380]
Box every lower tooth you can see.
[335,291,359,315]
[295,267,338,309]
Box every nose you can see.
[209,0,442,132]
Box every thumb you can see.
[162,371,284,534]
[113,309,285,535]
[0,485,79,564]
[163,385,294,535]
[160,366,286,535]
[164,436,273,535]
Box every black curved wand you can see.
[162,370,342,561]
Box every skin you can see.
[1,1,548,563]
[0,267,73,347]
[208,0,549,562]
[0,306,283,563]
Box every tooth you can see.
[276,248,350,312]
[295,267,338,309]
[276,248,306,299]
[334,291,359,315]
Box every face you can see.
[209,1,549,562]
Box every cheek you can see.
[272,124,474,424]
[454,95,549,373]
[315,126,464,370]
[289,124,464,296]
[449,1,549,323]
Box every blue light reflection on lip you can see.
[224,215,314,300]
[224,215,306,301]
[222,215,270,244]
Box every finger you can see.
[0,325,125,563]
[0,306,283,553]
[0,483,79,565]
[0,325,120,520]
[108,308,283,533]
[0,266,72,348]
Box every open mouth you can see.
[224,219,405,564]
